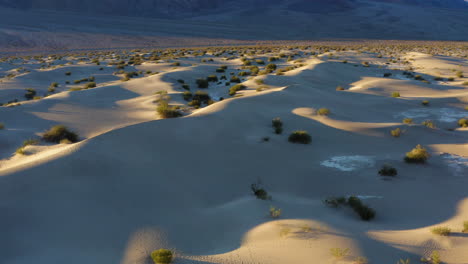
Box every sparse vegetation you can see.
[272,117,283,134]
[458,118,468,128]
[379,164,398,176]
[288,130,311,144]
[42,125,79,143]
[269,206,281,218]
[151,249,173,264]
[404,144,430,163]
[431,226,451,236]
[229,84,246,96]
[330,248,349,260]
[390,128,403,137]
[317,108,330,116]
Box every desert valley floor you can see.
[0,43,468,264]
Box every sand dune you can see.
[0,45,467,264]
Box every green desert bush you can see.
[403,118,413,124]
[288,130,311,144]
[42,125,79,143]
[391,128,403,137]
[229,84,246,96]
[151,249,173,264]
[196,78,209,88]
[157,101,182,118]
[84,82,96,89]
[269,206,282,218]
[206,75,218,82]
[272,117,283,134]
[431,226,451,236]
[317,108,330,116]
[251,182,271,200]
[182,91,192,101]
[458,118,468,127]
[463,221,468,233]
[330,248,349,260]
[422,120,436,129]
[347,196,376,221]
[24,88,36,100]
[379,164,398,176]
[404,144,430,163]
[230,76,241,83]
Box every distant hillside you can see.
[0,0,466,52]
[0,0,466,17]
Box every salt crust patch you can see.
[320,155,375,171]
[396,108,467,122]
[441,153,468,177]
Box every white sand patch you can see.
[395,108,467,122]
[320,155,375,171]
[441,153,468,177]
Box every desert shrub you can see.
[16,147,26,155]
[288,131,311,144]
[391,128,403,137]
[317,108,330,116]
[330,248,349,260]
[272,117,283,134]
[404,144,430,163]
[422,120,436,129]
[379,164,398,176]
[157,101,182,118]
[23,139,39,147]
[84,82,96,89]
[24,88,36,100]
[207,75,218,82]
[458,118,468,127]
[431,227,451,236]
[151,249,173,264]
[391,92,401,98]
[254,79,264,85]
[251,182,271,200]
[230,76,241,83]
[348,196,376,221]
[196,78,209,88]
[42,125,79,143]
[422,100,430,106]
[229,84,246,96]
[403,118,413,124]
[269,206,281,218]
[266,63,277,72]
[182,91,192,101]
[463,221,468,233]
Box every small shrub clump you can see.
[151,249,173,264]
[42,125,79,143]
[288,130,311,144]
[458,118,468,128]
[379,164,398,177]
[431,226,451,236]
[229,84,246,96]
[317,108,330,116]
[272,117,283,134]
[404,144,430,163]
